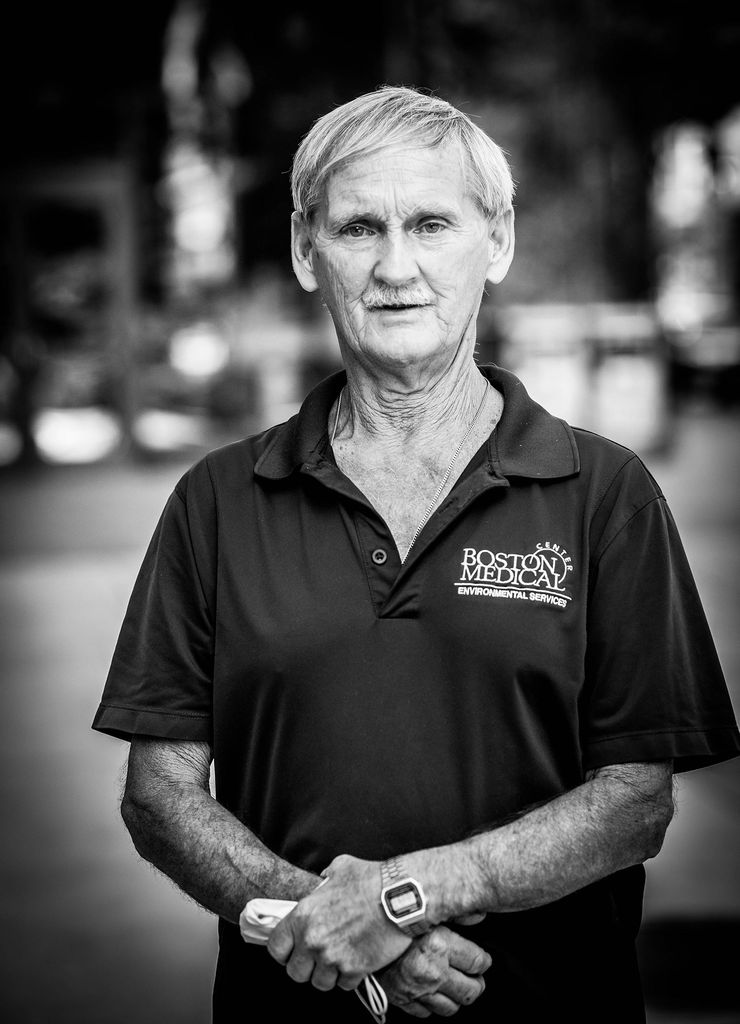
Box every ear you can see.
[291,212,319,293]
[485,208,515,285]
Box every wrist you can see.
[379,856,430,936]
[402,841,491,924]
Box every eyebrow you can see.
[326,204,461,230]
[327,210,378,227]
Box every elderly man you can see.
[93,86,739,1022]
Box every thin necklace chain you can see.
[330,386,345,447]
[330,379,493,561]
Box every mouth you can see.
[366,302,430,312]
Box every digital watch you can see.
[379,856,428,937]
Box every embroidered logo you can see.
[454,542,574,609]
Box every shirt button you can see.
[371,548,388,565]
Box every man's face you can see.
[292,144,512,378]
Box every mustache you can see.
[362,285,434,309]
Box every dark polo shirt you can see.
[93,364,739,1022]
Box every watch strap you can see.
[381,855,404,888]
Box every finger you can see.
[285,951,316,984]
[398,1002,432,1018]
[336,971,364,992]
[311,964,339,992]
[438,970,486,1008]
[450,912,486,926]
[266,923,295,965]
[444,932,492,976]
[418,992,462,1017]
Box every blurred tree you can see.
[3,0,738,294]
[209,0,740,301]
[1,0,739,461]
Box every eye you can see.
[417,220,446,235]
[342,223,373,238]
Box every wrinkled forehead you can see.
[314,141,475,217]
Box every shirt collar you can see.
[485,364,580,479]
[254,364,579,481]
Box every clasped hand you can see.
[266,854,492,1016]
[267,853,410,992]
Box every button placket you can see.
[351,514,398,614]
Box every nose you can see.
[373,230,419,286]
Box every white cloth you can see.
[240,897,299,945]
[239,897,388,1022]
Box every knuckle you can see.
[302,931,322,955]
[330,853,353,871]
[335,948,359,974]
[429,965,445,987]
[402,955,439,988]
[300,922,329,957]
[413,961,443,988]
[396,984,421,1004]
[422,930,448,956]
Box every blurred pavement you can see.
[0,401,738,1024]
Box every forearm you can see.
[121,739,318,924]
[405,761,674,923]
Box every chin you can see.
[359,329,446,369]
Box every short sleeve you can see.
[91,463,216,742]
[583,464,740,774]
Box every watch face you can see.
[386,882,422,919]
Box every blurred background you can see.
[0,1,738,1021]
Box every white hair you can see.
[290,85,515,221]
